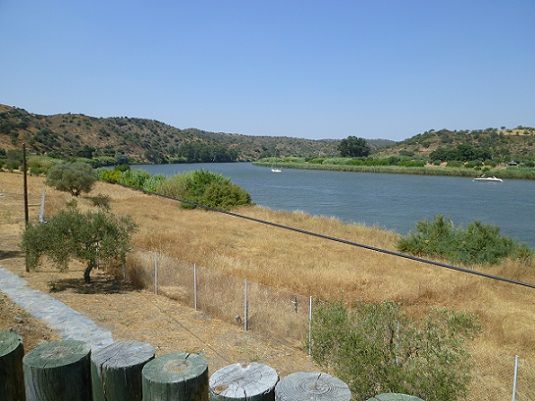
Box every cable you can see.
[127,185,535,291]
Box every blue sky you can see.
[1,0,534,140]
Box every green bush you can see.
[142,174,166,193]
[89,193,111,210]
[398,215,532,265]
[46,162,96,197]
[310,301,479,401]
[117,170,151,189]
[180,170,251,210]
[97,168,122,183]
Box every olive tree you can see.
[46,162,96,196]
[22,206,135,283]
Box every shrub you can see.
[310,301,479,401]
[46,162,96,196]
[98,168,122,184]
[180,170,251,210]
[89,193,111,210]
[398,215,532,265]
[117,169,151,189]
[142,174,166,193]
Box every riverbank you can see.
[2,171,535,400]
[253,160,535,179]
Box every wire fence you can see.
[124,248,535,401]
[127,249,312,347]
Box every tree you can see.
[22,207,135,283]
[338,136,371,157]
[46,162,96,196]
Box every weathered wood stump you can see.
[0,331,25,401]
[366,394,425,401]
[142,352,208,401]
[209,362,278,401]
[91,341,155,401]
[23,339,91,401]
[274,372,351,401]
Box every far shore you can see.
[253,160,535,180]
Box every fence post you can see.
[512,355,519,401]
[308,296,312,356]
[193,263,197,311]
[243,279,248,331]
[153,254,158,295]
[38,188,46,224]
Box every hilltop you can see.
[378,127,535,161]
[0,104,393,164]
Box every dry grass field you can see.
[1,171,535,400]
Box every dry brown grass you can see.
[2,172,535,400]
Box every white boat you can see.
[271,168,282,173]
[473,176,503,182]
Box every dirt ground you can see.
[0,173,316,375]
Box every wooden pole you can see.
[366,394,425,401]
[308,296,312,356]
[23,340,91,401]
[91,341,155,401]
[209,362,278,401]
[22,143,29,273]
[0,331,25,401]
[275,372,351,401]
[142,352,208,401]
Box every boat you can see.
[473,176,503,182]
[271,167,282,173]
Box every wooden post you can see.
[91,341,155,401]
[275,372,351,401]
[142,352,208,401]
[366,394,425,401]
[22,143,29,273]
[23,340,91,401]
[209,362,278,401]
[308,296,312,356]
[0,331,25,401]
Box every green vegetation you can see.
[46,162,96,197]
[98,167,252,210]
[310,301,480,401]
[338,136,371,157]
[22,205,135,283]
[254,157,535,179]
[398,215,532,265]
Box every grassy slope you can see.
[3,172,532,400]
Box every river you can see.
[134,162,535,247]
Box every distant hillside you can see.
[377,127,535,161]
[0,104,392,163]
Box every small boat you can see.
[473,176,503,182]
[271,168,282,173]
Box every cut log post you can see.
[209,362,278,401]
[275,372,351,401]
[91,341,155,401]
[0,331,25,401]
[366,394,425,401]
[142,352,208,401]
[23,339,91,401]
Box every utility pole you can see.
[22,143,30,272]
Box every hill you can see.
[0,104,393,164]
[377,127,535,162]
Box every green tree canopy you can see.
[46,162,96,196]
[338,136,371,157]
[22,207,135,283]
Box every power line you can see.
[131,186,535,291]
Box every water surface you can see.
[134,163,535,247]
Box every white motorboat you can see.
[271,168,282,173]
[473,176,503,182]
